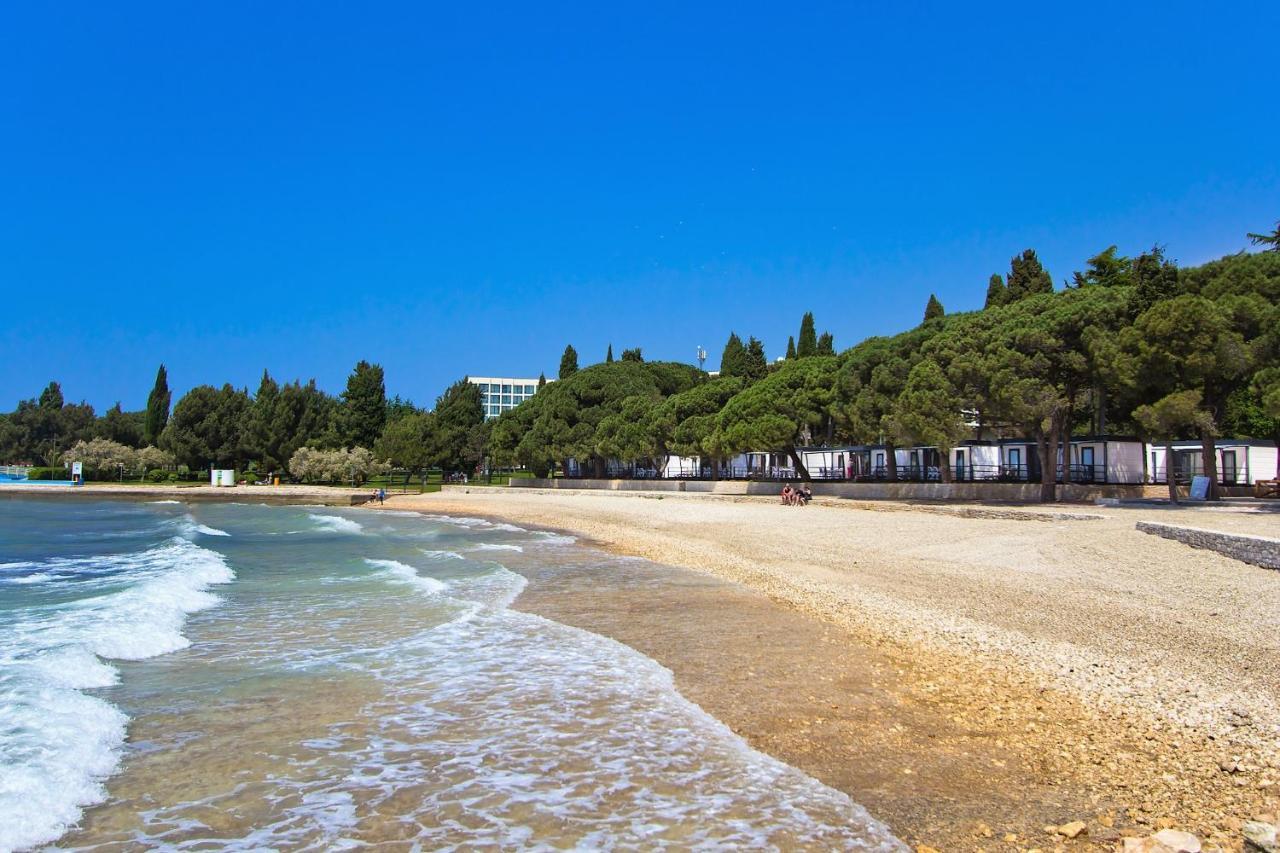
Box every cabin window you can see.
[875,451,885,468]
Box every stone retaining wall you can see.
[505,478,1145,503]
[1136,522,1280,570]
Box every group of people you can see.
[780,483,812,506]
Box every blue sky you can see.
[2,2,1277,411]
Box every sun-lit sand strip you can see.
[373,488,1280,850]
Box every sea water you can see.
[0,498,901,851]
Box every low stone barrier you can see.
[1136,522,1280,570]
[505,478,1144,503]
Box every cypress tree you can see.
[797,312,818,358]
[1005,249,1053,302]
[744,337,767,379]
[924,294,945,322]
[606,344,614,363]
[144,364,171,445]
[817,332,834,356]
[719,332,747,377]
[538,372,547,389]
[558,345,578,379]
[785,336,797,360]
[984,273,1006,308]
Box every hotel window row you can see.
[468,377,543,419]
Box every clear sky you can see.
[3,2,1277,411]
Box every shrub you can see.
[24,467,63,481]
[148,469,168,483]
[167,471,179,482]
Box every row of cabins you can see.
[630,437,1277,486]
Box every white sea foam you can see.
[530,531,577,546]
[364,559,447,595]
[470,542,523,553]
[307,513,364,534]
[0,537,235,851]
[420,514,526,533]
[420,549,464,561]
[1,572,61,585]
[147,499,183,505]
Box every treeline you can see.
[492,236,1280,501]
[0,360,487,484]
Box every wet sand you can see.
[377,489,1280,851]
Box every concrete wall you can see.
[1137,522,1280,570]
[506,477,1144,502]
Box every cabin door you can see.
[955,449,966,481]
[1221,450,1237,485]
[1079,446,1095,482]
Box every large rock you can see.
[1152,829,1201,852]
[1244,821,1279,853]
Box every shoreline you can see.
[373,489,1280,850]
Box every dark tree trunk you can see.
[885,443,898,482]
[710,457,720,480]
[1060,405,1073,486]
[1166,441,1179,504]
[1036,427,1058,503]
[939,452,953,484]
[1199,428,1220,501]
[787,446,811,482]
[592,457,606,479]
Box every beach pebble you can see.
[1152,829,1202,852]
[1054,820,1087,838]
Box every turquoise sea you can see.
[0,498,900,851]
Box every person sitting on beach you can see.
[799,484,812,505]
[780,484,793,505]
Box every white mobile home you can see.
[1146,440,1277,486]
[950,442,1001,481]
[799,446,873,480]
[1064,437,1145,484]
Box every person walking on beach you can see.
[377,488,385,505]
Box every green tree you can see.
[1116,295,1250,500]
[621,347,644,362]
[785,336,796,360]
[375,411,437,478]
[244,370,281,470]
[144,365,171,446]
[923,294,945,323]
[96,403,143,447]
[338,361,386,449]
[1005,249,1054,303]
[719,332,748,378]
[1247,219,1280,253]
[744,337,768,380]
[817,332,835,356]
[1132,390,1213,504]
[714,356,839,480]
[559,345,579,379]
[538,372,547,389]
[432,378,485,475]
[889,358,968,482]
[984,273,1006,308]
[160,384,250,469]
[606,344,614,363]
[1130,246,1181,314]
[1071,246,1131,288]
[797,312,818,358]
[270,380,337,465]
[652,377,745,478]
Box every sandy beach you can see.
[374,488,1280,850]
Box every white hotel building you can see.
[468,377,543,419]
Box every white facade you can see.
[950,444,1001,480]
[468,376,542,420]
[1146,441,1277,486]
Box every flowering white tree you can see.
[62,438,138,477]
[288,447,387,485]
[137,445,175,472]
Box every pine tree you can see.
[1247,219,1280,253]
[558,345,578,379]
[338,360,386,449]
[797,312,818,358]
[538,372,547,389]
[606,344,614,363]
[984,273,1006,308]
[1131,245,1180,314]
[719,332,747,377]
[744,337,767,379]
[785,336,796,359]
[1005,249,1053,302]
[924,294,945,323]
[817,332,834,356]
[620,347,643,362]
[144,365,171,445]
